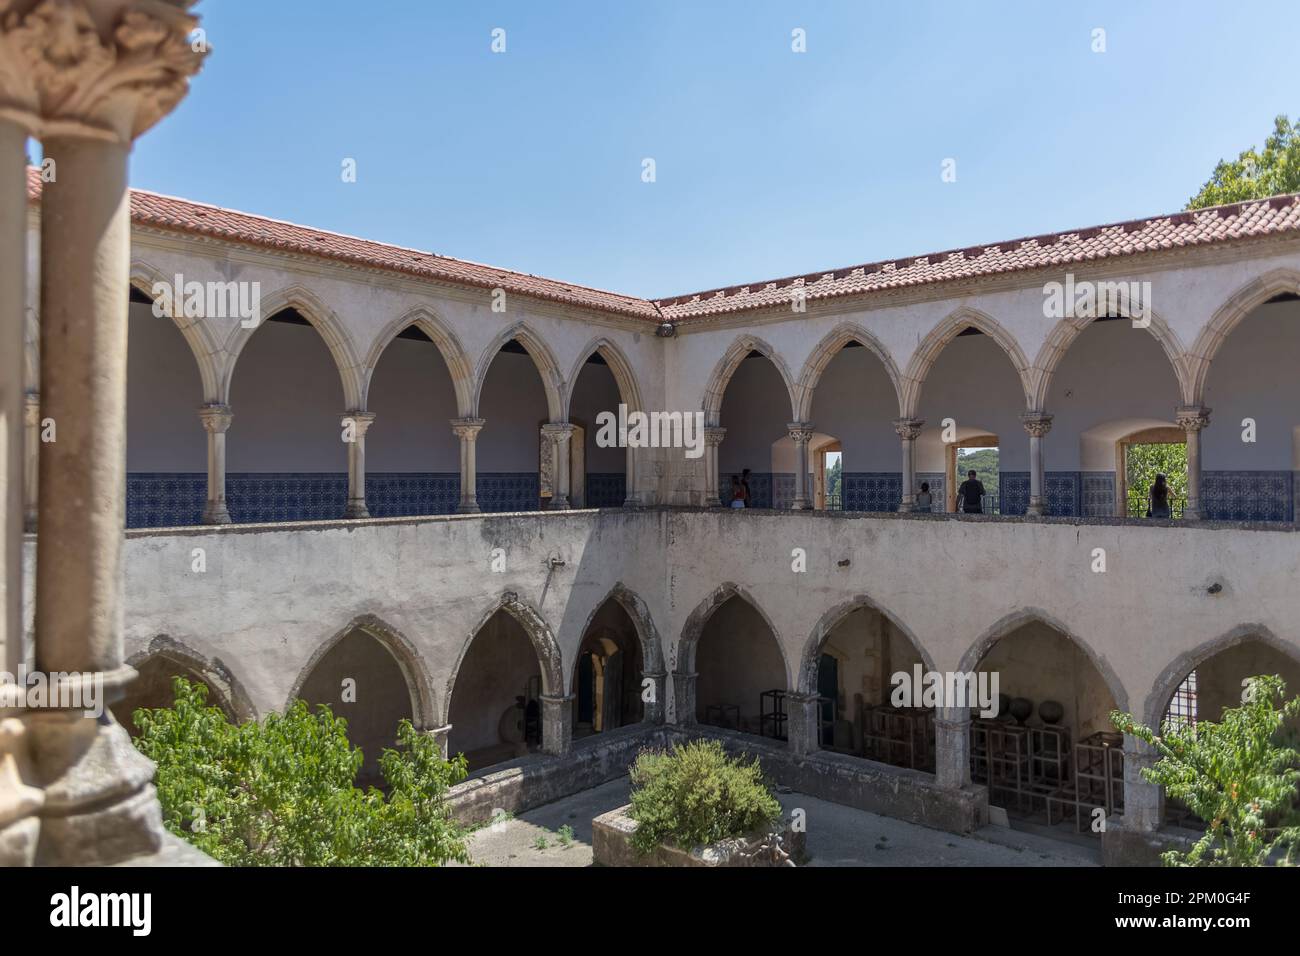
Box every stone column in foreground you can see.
[198,403,232,524]
[893,418,923,512]
[342,410,374,518]
[1176,405,1211,521]
[787,422,814,510]
[1021,412,1053,517]
[451,417,484,513]
[17,0,207,865]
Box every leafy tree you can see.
[1188,115,1300,209]
[1126,442,1186,516]
[1111,675,1300,867]
[956,447,998,493]
[627,739,781,855]
[826,456,842,502]
[133,677,470,866]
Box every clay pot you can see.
[1039,700,1064,725]
[1009,697,1033,725]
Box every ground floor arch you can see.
[112,649,248,737]
[572,598,644,737]
[679,587,788,739]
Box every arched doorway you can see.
[965,619,1122,837]
[446,609,545,771]
[294,628,417,785]
[226,309,348,522]
[572,598,644,736]
[691,593,787,739]
[125,289,207,527]
[804,604,931,770]
[365,324,461,516]
[111,655,240,737]
[715,349,795,508]
[476,339,552,511]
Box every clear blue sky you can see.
[108,0,1299,299]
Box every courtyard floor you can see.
[456,778,1102,867]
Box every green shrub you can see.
[627,739,781,855]
[133,676,470,866]
[1111,674,1300,867]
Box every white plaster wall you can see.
[126,301,206,472]
[1202,299,1300,471]
[808,346,899,471]
[227,319,346,473]
[1044,320,1182,471]
[367,334,459,471]
[22,510,1290,742]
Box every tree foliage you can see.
[1111,675,1300,867]
[1188,115,1300,209]
[1125,442,1187,516]
[133,677,470,866]
[956,447,998,492]
[627,739,781,855]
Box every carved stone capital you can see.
[786,421,814,445]
[196,402,231,434]
[1,0,208,144]
[450,416,484,441]
[541,421,575,445]
[1175,405,1211,433]
[1020,411,1054,438]
[704,426,726,447]
[341,410,375,437]
[893,417,924,441]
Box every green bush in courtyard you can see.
[1111,674,1300,867]
[133,676,470,866]
[627,738,781,855]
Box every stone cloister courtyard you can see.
[2,1,1300,894]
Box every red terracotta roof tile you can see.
[25,167,1300,324]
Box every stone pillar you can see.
[451,418,484,513]
[893,418,924,512]
[198,403,232,524]
[428,724,452,761]
[539,694,574,756]
[1176,405,1211,521]
[1021,412,1053,517]
[0,108,42,867]
[787,422,814,510]
[786,692,821,756]
[342,411,374,518]
[622,443,639,507]
[673,671,698,725]
[1120,734,1163,833]
[934,706,972,790]
[704,426,726,507]
[22,393,39,532]
[541,423,574,510]
[16,0,207,866]
[640,671,667,725]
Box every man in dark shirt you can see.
[957,469,985,514]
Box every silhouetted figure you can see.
[730,475,746,508]
[957,469,985,514]
[1148,473,1171,519]
[915,481,933,513]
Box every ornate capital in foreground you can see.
[450,416,485,441]
[0,0,207,143]
[1020,411,1054,438]
[541,422,575,444]
[1175,405,1212,433]
[893,417,924,441]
